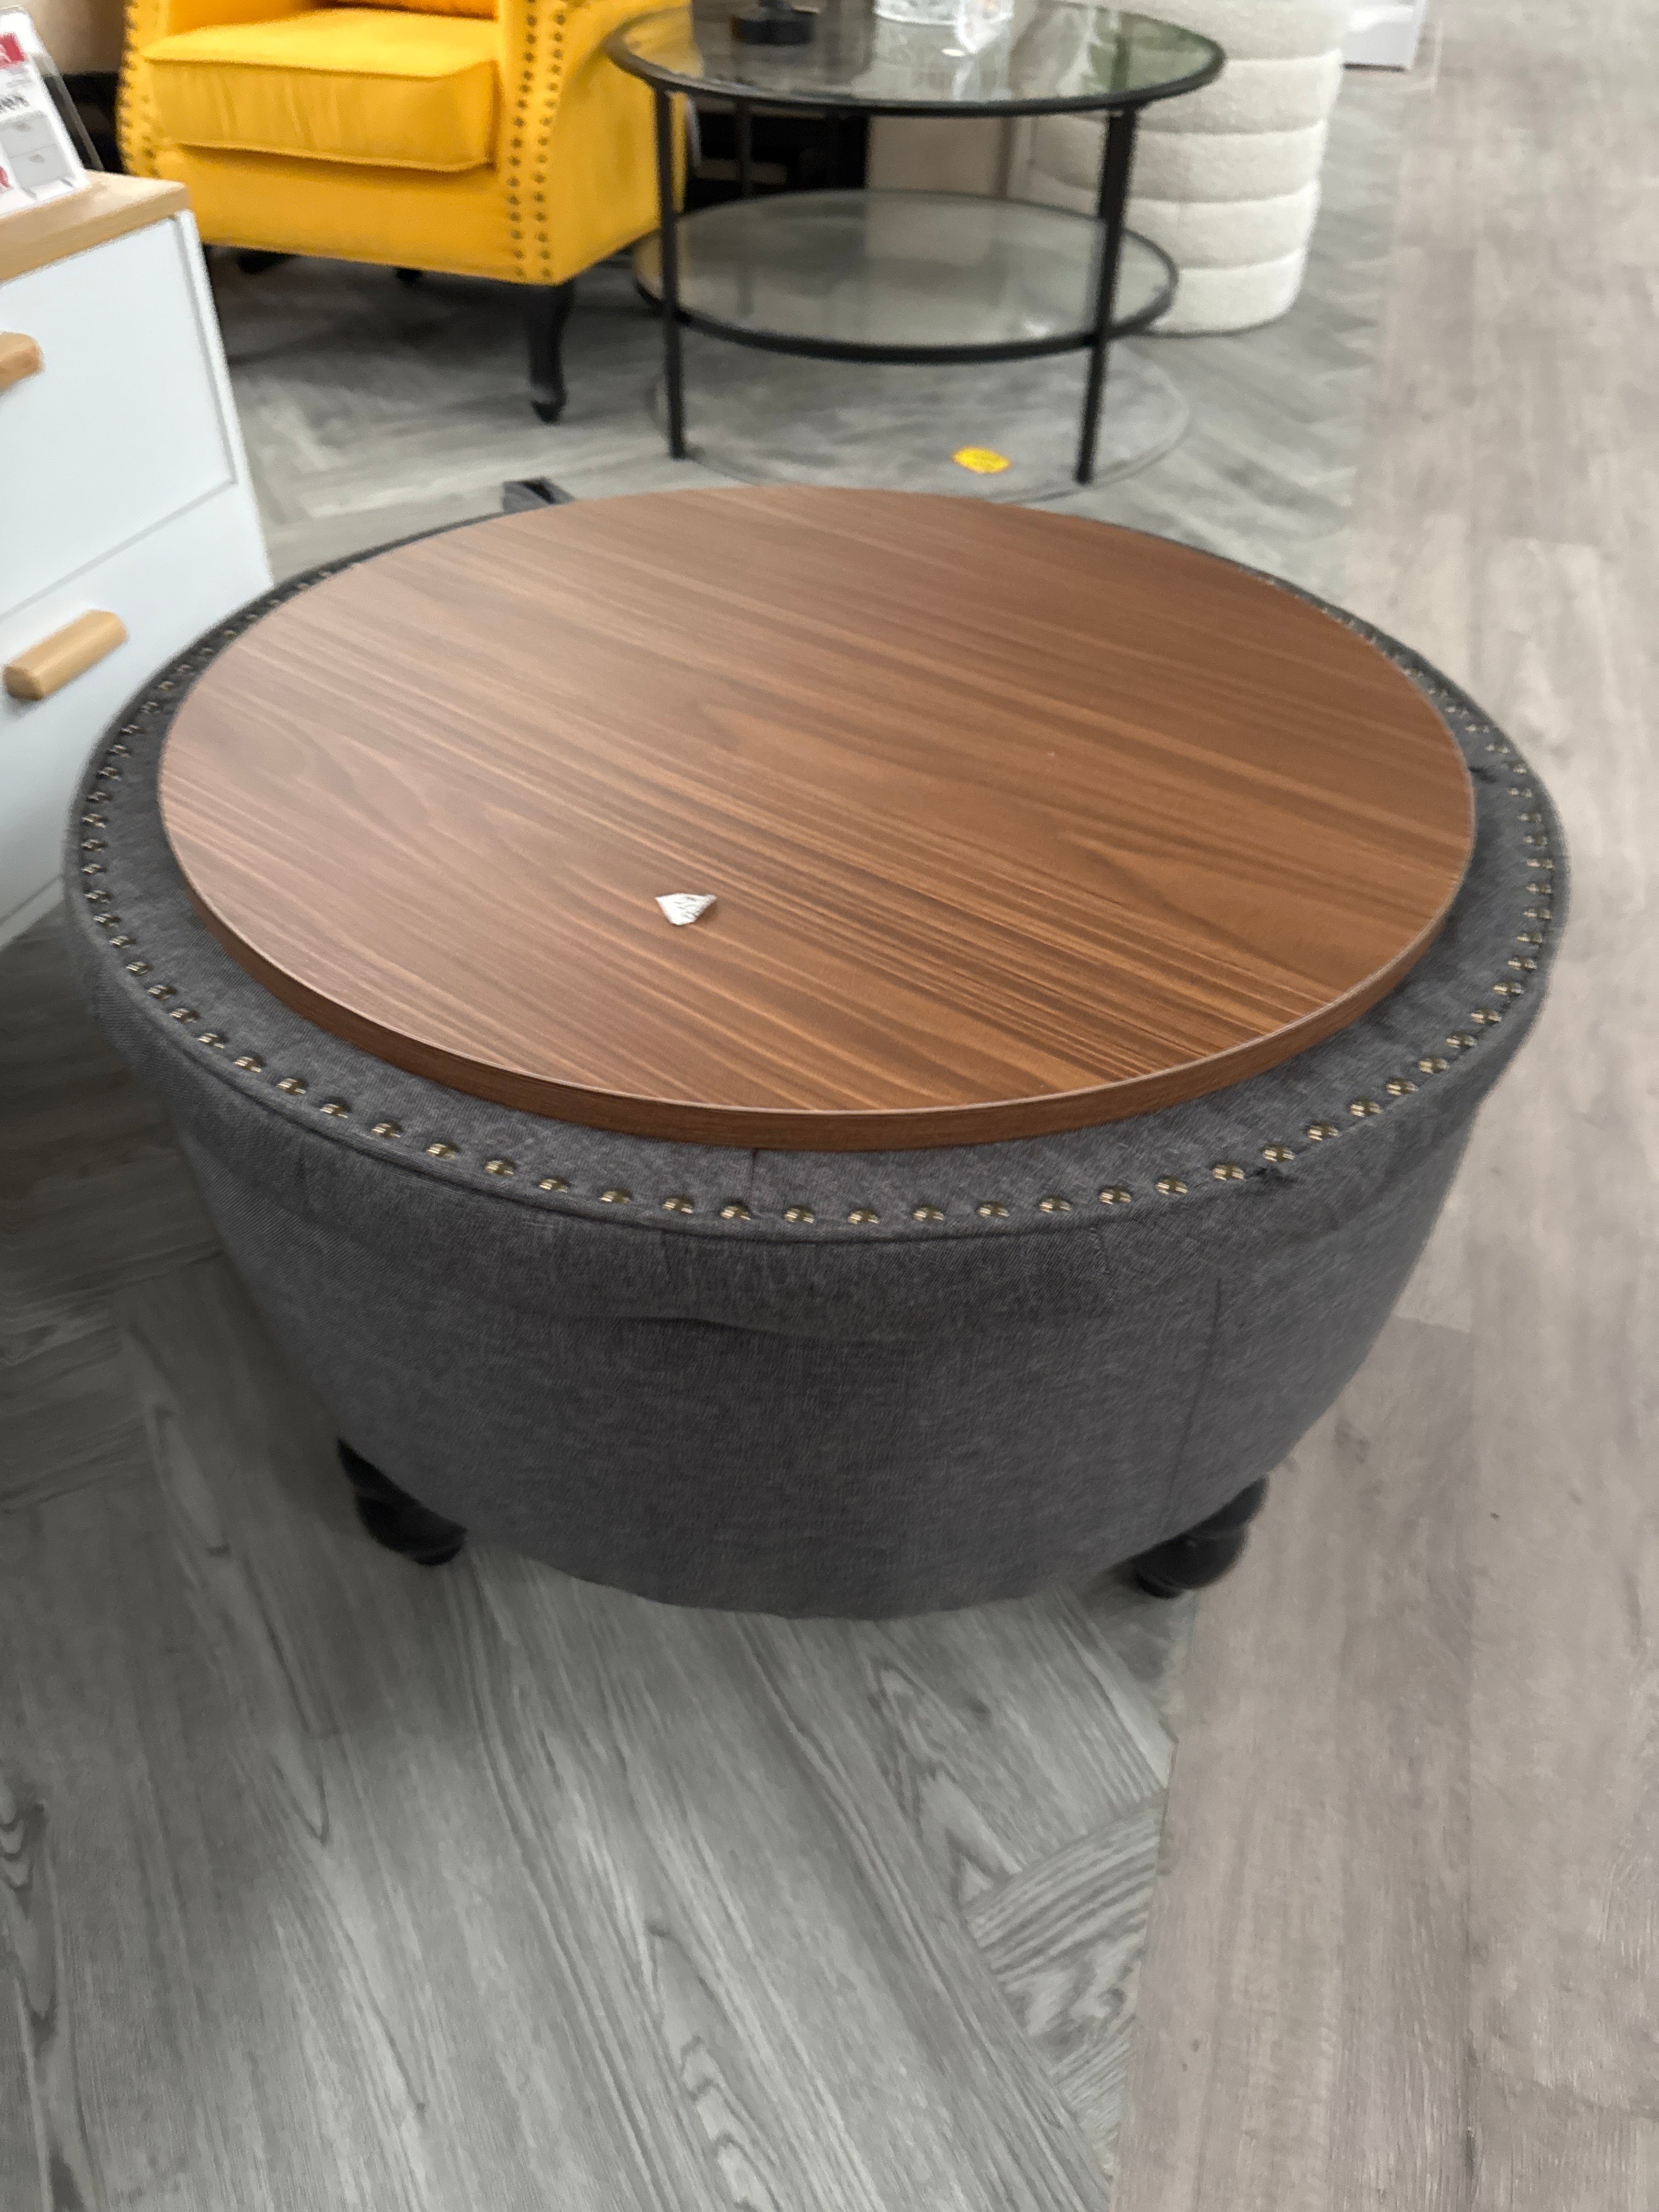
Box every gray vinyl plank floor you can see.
[2,907,1191,2209]
[1113,5,1659,2208]
[5,21,1643,2205]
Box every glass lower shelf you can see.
[634,190,1172,360]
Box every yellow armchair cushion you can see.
[143,10,498,173]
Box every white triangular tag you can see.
[656,893,716,927]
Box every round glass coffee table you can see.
[605,1,1222,483]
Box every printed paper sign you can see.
[0,12,88,217]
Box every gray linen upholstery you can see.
[65,535,1565,1616]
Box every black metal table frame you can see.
[607,17,1223,485]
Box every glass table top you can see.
[607,0,1222,116]
[634,190,1173,354]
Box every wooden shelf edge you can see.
[0,177,191,287]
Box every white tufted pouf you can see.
[869,1,1353,336]
[1007,0,1352,332]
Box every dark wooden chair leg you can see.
[1131,1477,1269,1598]
[525,279,577,423]
[338,1440,467,1566]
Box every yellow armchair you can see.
[119,0,668,416]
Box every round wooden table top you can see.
[159,488,1475,1152]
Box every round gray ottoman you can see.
[65,542,1564,1617]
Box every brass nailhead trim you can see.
[1386,1079,1418,1096]
[1509,956,1538,972]
[198,1033,226,1049]
[1472,1010,1502,1025]
[95,617,1113,1209]
[1305,1122,1338,1141]
[1419,1055,1449,1074]
[1156,1175,1187,1195]
[1350,1098,1381,1117]
[1212,1162,1245,1181]
[109,936,133,947]
[1261,1144,1295,1163]
[539,1177,568,1192]
[168,1007,198,1022]
[1447,1034,1476,1049]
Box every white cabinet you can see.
[0,177,270,948]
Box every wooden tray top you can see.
[158,488,1475,1150]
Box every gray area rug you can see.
[224,69,1414,602]
[651,334,1188,501]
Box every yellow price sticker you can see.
[952,447,1012,476]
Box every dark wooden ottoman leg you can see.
[337,1441,467,1566]
[1131,1477,1268,1598]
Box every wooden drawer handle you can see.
[0,331,43,391]
[5,611,129,701]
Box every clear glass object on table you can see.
[874,0,1015,44]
